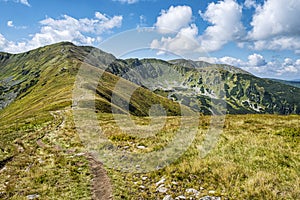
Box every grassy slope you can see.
[0,42,182,199]
[101,114,300,199]
[0,42,93,199]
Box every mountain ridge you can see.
[1,42,300,115]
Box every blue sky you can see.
[0,0,300,80]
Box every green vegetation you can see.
[0,42,299,199]
[94,114,299,199]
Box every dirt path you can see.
[87,154,113,200]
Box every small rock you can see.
[208,190,215,194]
[175,195,186,199]
[186,188,198,194]
[27,194,39,200]
[141,176,148,181]
[200,187,204,190]
[61,67,67,72]
[163,195,173,200]
[156,177,166,186]
[139,185,146,189]
[137,145,146,149]
[199,196,211,200]
[157,186,168,193]
[0,166,6,173]
[171,181,178,185]
[18,146,24,153]
[75,153,85,156]
[199,196,221,200]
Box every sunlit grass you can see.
[99,114,300,199]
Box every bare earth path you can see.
[87,154,113,200]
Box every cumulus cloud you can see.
[247,0,300,53]
[0,12,123,53]
[151,1,245,55]
[219,56,245,67]
[151,24,200,55]
[151,0,300,54]
[248,53,266,66]
[249,0,300,40]
[155,5,192,34]
[199,0,245,52]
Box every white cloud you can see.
[0,12,123,53]
[7,21,14,27]
[199,0,245,52]
[6,20,27,30]
[19,0,30,6]
[203,55,249,69]
[276,65,298,75]
[252,36,300,53]
[151,0,300,54]
[151,1,245,55]
[246,0,300,53]
[113,0,138,4]
[276,58,299,75]
[218,53,266,68]
[248,53,266,66]
[2,0,31,6]
[198,56,219,64]
[249,0,300,40]
[0,34,7,47]
[151,24,200,55]
[219,56,245,67]
[244,0,257,9]
[155,5,192,34]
